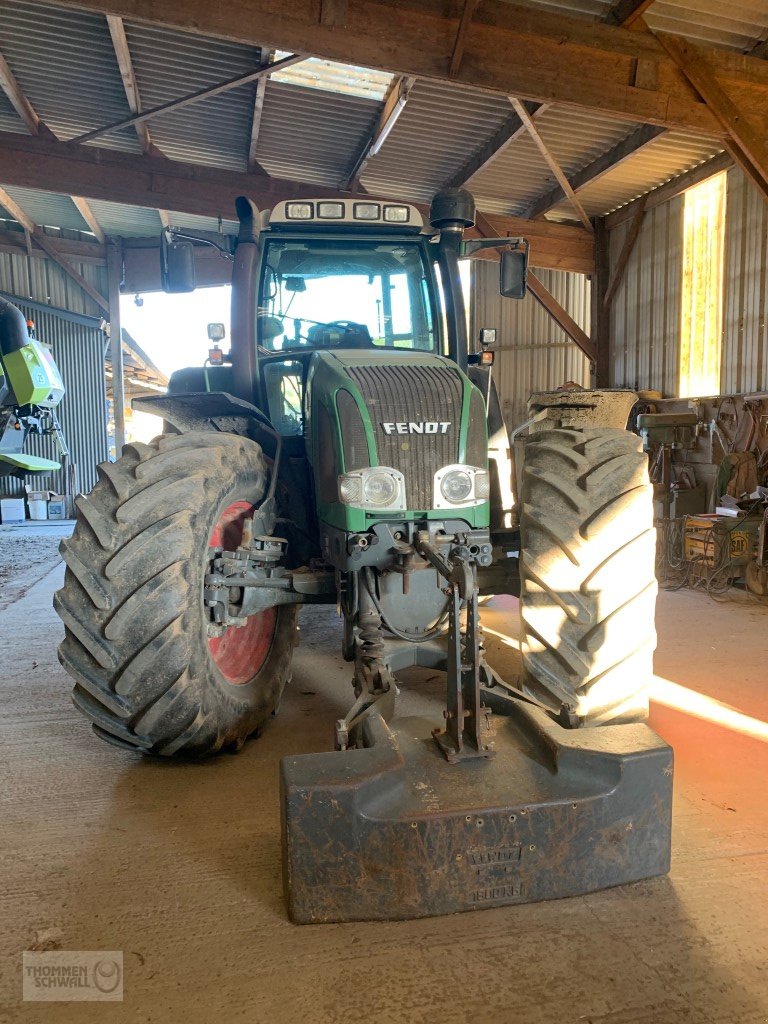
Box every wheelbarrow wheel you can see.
[519,427,657,725]
[54,430,297,756]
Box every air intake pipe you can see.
[430,189,475,373]
[231,196,261,404]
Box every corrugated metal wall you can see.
[608,167,768,398]
[608,197,684,395]
[0,238,109,497]
[472,261,591,429]
[722,170,768,395]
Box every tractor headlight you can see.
[363,472,398,507]
[441,470,472,503]
[338,467,406,510]
[433,466,489,508]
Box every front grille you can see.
[345,364,463,509]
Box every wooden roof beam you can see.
[46,0,759,137]
[604,0,656,28]
[449,0,480,78]
[605,150,732,229]
[443,100,547,190]
[509,97,594,232]
[342,74,415,191]
[71,196,106,243]
[0,185,109,312]
[0,129,594,274]
[73,52,305,146]
[248,48,273,173]
[0,48,42,135]
[655,32,768,202]
[106,14,155,154]
[524,123,667,220]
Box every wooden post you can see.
[107,239,126,455]
[592,217,611,387]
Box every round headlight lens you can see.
[363,471,398,507]
[440,470,473,503]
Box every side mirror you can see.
[160,232,196,293]
[500,248,527,300]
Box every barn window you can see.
[679,172,726,398]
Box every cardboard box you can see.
[1,498,26,524]
[47,495,68,520]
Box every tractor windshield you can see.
[258,238,438,353]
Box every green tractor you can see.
[0,299,67,481]
[53,189,672,923]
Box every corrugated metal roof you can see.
[123,21,263,171]
[0,186,86,231]
[360,79,514,203]
[85,198,162,237]
[256,80,379,188]
[547,130,725,220]
[0,1,139,152]
[467,107,639,216]
[645,1,768,51]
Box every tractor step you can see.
[280,699,673,924]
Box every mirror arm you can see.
[462,237,527,257]
[163,228,235,261]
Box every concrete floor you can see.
[2,529,767,1023]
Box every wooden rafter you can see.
[443,101,547,190]
[74,53,305,146]
[343,75,415,191]
[0,48,41,134]
[319,0,348,27]
[654,32,768,202]
[524,124,666,220]
[248,48,273,173]
[449,0,480,78]
[604,0,656,27]
[603,197,646,309]
[71,196,106,243]
[47,0,767,137]
[474,210,595,360]
[509,97,593,232]
[106,15,154,153]
[0,185,109,312]
[605,150,733,229]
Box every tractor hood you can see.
[306,348,488,533]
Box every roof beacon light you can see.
[286,202,314,220]
[353,202,381,220]
[317,201,344,219]
[384,205,409,223]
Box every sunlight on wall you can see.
[679,172,726,398]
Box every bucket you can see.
[28,498,48,520]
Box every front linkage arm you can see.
[416,533,494,763]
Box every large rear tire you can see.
[519,427,657,725]
[54,431,297,756]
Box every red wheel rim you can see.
[207,500,277,685]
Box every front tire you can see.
[54,431,297,756]
[519,427,657,725]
